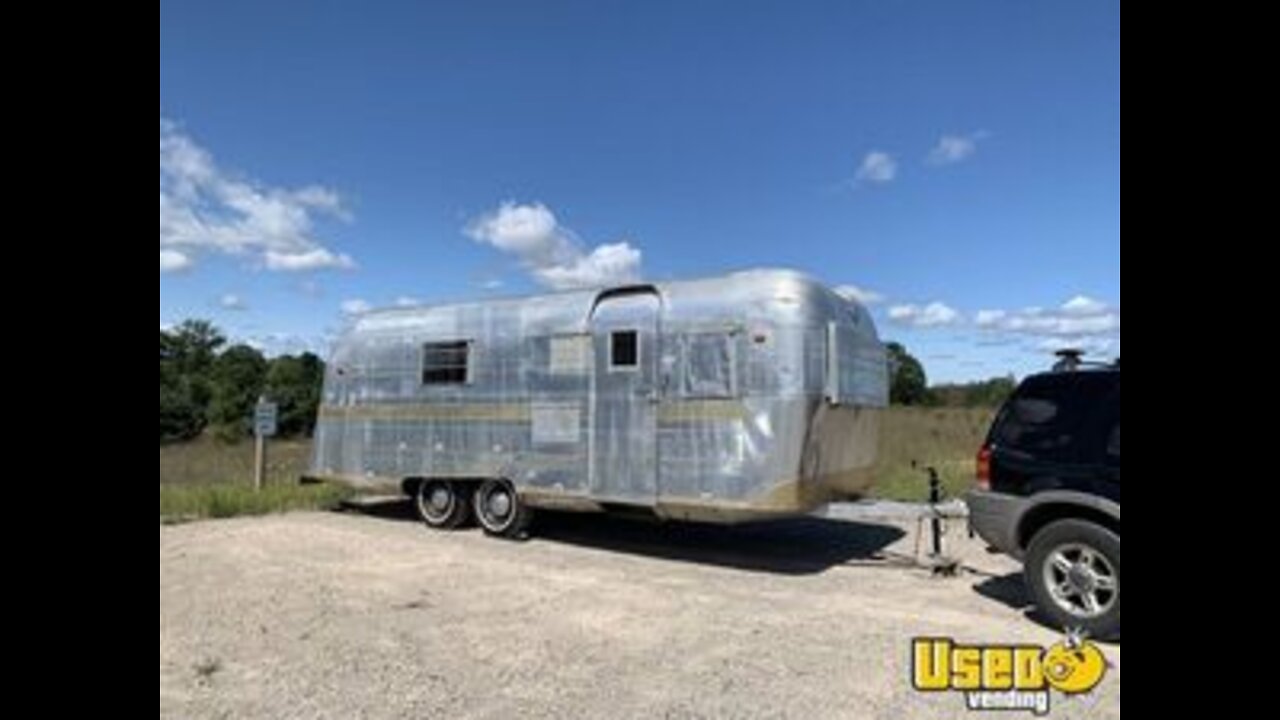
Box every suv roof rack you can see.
[1053,349,1085,372]
[1052,349,1119,373]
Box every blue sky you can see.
[160,1,1120,382]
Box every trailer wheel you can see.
[415,480,470,529]
[473,479,533,538]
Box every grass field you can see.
[159,407,993,518]
[874,407,994,502]
[159,436,353,520]
[159,481,354,522]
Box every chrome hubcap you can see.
[476,481,518,531]
[487,490,512,519]
[429,487,451,510]
[420,482,454,521]
[1043,543,1117,618]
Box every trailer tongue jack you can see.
[920,465,960,577]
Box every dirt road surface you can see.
[159,503,1120,718]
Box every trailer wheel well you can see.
[403,477,492,498]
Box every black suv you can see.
[966,360,1120,637]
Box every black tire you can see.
[1024,519,1120,639]
[472,479,533,538]
[414,479,471,530]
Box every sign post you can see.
[253,397,278,491]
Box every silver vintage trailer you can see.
[309,269,888,536]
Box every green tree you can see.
[886,341,930,405]
[927,376,1017,407]
[160,371,206,441]
[970,376,1017,406]
[160,324,225,442]
[265,352,325,437]
[164,320,225,437]
[167,320,225,376]
[208,344,269,440]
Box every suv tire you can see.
[1024,519,1120,638]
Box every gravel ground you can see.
[159,503,1120,719]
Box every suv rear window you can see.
[991,373,1117,459]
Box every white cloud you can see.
[466,201,642,290]
[884,294,1117,343]
[1002,312,1119,337]
[974,309,1007,327]
[888,301,960,328]
[219,293,247,311]
[340,298,372,315]
[977,296,1120,341]
[239,331,329,357]
[467,202,566,259]
[534,243,642,289]
[880,291,1118,376]
[393,296,420,307]
[834,283,885,305]
[264,248,355,271]
[1060,295,1107,316]
[926,133,984,165]
[160,118,354,273]
[875,292,1119,376]
[855,151,898,184]
[160,249,193,273]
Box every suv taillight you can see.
[976,445,992,490]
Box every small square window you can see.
[610,330,638,368]
[422,340,470,384]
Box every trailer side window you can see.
[421,340,470,384]
[610,330,638,369]
[681,333,735,397]
[548,335,590,374]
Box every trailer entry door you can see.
[590,291,660,503]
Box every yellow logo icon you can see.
[911,631,1107,714]
[1041,638,1106,694]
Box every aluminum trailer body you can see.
[309,269,888,523]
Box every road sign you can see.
[254,399,278,438]
[253,398,278,491]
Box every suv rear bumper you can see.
[965,490,1029,558]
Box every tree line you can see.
[160,321,1010,443]
[160,320,323,442]
[886,341,1016,407]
